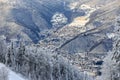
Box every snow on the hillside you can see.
[0,63,26,80]
[106,33,115,38]
[9,70,26,80]
[68,2,78,10]
[69,4,96,27]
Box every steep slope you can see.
[0,0,82,43]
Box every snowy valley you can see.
[0,0,120,80]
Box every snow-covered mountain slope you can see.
[0,63,26,80]
[0,0,120,53]
[0,0,81,43]
[39,0,120,53]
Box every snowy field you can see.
[0,63,26,80]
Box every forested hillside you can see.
[0,0,120,80]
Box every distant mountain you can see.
[0,0,83,43]
[39,0,120,53]
[0,0,120,53]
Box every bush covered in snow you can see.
[51,12,68,29]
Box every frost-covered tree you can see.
[100,16,120,80]
[100,51,117,80]
[6,42,15,67]
[111,15,120,80]
[16,42,26,72]
[51,12,68,29]
[0,36,7,63]
[112,16,120,62]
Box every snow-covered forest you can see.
[0,15,120,80]
[99,16,120,80]
[0,0,120,80]
[0,39,94,80]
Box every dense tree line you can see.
[0,39,94,80]
[100,16,120,80]
[111,15,120,80]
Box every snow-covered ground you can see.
[69,4,96,26]
[0,63,26,80]
[9,70,26,80]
